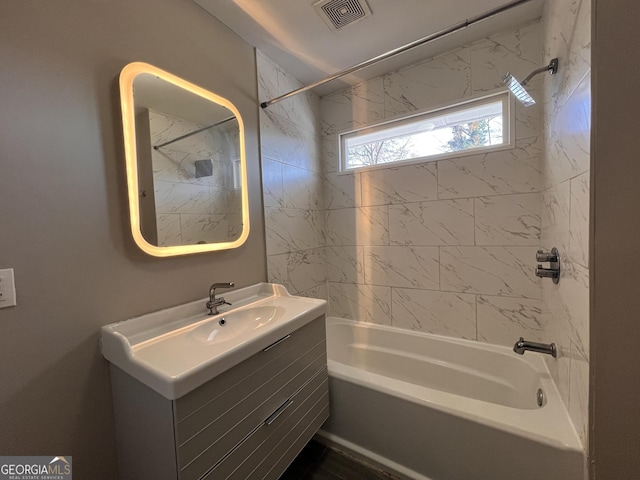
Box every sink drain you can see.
[537,388,545,407]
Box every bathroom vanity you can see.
[101,283,329,480]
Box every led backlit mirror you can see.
[119,62,249,256]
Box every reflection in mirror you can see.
[119,63,249,256]
[137,85,242,246]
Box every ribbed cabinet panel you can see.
[201,369,330,480]
[177,345,327,479]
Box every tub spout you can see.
[513,337,557,358]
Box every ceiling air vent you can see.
[313,0,372,31]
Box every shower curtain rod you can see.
[153,115,237,150]
[260,0,534,109]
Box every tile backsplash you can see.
[259,19,546,339]
[320,20,544,345]
[541,0,591,446]
[258,52,327,300]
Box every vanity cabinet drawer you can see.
[177,346,326,479]
[175,317,327,480]
[201,367,330,480]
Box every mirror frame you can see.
[119,62,250,256]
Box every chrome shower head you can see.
[504,58,559,107]
[504,73,536,106]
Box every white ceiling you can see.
[194,0,544,96]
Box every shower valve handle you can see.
[534,247,560,284]
[536,250,558,263]
[536,265,559,279]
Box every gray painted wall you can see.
[591,0,640,477]
[0,1,266,478]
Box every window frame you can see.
[338,90,515,174]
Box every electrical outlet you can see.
[0,269,17,308]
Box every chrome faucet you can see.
[206,282,234,315]
[513,337,557,358]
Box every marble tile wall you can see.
[257,10,589,450]
[541,0,591,447]
[148,109,241,245]
[257,52,327,299]
[320,20,546,344]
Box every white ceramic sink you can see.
[100,283,326,400]
[188,306,285,344]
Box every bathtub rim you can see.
[325,316,583,453]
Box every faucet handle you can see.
[206,298,232,316]
[206,283,235,315]
[536,265,559,279]
[536,250,558,263]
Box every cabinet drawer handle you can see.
[264,399,294,426]
[263,334,291,352]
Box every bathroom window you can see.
[340,92,512,172]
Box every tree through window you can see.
[341,92,510,171]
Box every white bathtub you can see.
[318,317,584,480]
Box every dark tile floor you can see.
[279,440,401,480]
